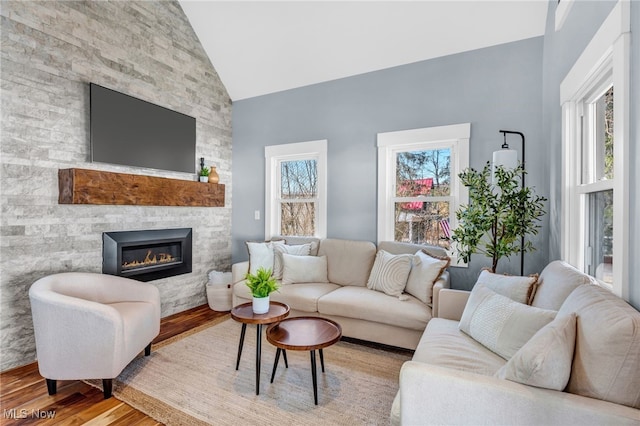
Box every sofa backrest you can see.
[558,284,640,409]
[530,260,593,310]
[377,241,448,258]
[318,239,376,287]
[278,236,321,256]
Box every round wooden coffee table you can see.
[231,301,290,395]
[266,316,342,405]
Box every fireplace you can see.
[103,228,192,281]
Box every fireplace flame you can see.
[122,250,177,269]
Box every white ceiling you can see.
[179,1,548,101]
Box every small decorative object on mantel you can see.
[208,165,220,184]
[245,267,279,314]
[199,166,210,183]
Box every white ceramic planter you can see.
[199,176,209,182]
[252,296,269,314]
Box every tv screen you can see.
[90,83,196,174]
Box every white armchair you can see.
[29,272,161,398]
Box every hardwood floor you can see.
[0,305,227,425]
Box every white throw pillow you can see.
[282,254,328,284]
[474,269,538,305]
[495,313,576,390]
[366,250,414,297]
[246,240,284,275]
[272,243,312,279]
[459,284,557,360]
[405,249,450,305]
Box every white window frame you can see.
[265,140,327,240]
[377,123,470,266]
[560,1,630,298]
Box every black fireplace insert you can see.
[103,228,192,281]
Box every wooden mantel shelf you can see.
[58,168,225,207]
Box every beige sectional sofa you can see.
[231,237,450,350]
[392,260,640,425]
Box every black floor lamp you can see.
[492,130,526,275]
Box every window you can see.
[561,1,630,298]
[377,123,470,265]
[265,140,327,239]
[579,84,615,284]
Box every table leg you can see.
[283,349,288,368]
[256,324,262,395]
[270,347,281,383]
[235,323,246,370]
[319,348,325,373]
[310,350,318,405]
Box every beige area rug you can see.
[87,317,411,425]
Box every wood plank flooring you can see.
[0,305,227,425]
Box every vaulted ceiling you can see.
[179,1,548,101]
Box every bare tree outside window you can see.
[280,160,317,236]
[395,149,451,247]
[604,87,614,179]
[588,87,614,284]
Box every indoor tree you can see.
[451,162,547,273]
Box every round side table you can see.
[267,316,342,404]
[230,301,290,395]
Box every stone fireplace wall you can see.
[0,1,232,371]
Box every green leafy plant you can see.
[199,166,210,177]
[245,267,279,298]
[451,162,547,273]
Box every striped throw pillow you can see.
[366,250,414,297]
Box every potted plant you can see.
[245,267,280,314]
[451,162,546,273]
[199,166,210,182]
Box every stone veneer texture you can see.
[0,1,232,371]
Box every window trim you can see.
[264,139,328,240]
[377,123,470,266]
[560,1,630,298]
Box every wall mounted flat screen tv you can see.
[90,83,196,174]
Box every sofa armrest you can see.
[232,261,249,284]
[399,361,640,425]
[431,271,450,318]
[437,288,470,320]
[29,291,124,379]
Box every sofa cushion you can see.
[459,285,557,360]
[279,236,321,256]
[233,281,339,313]
[495,313,576,391]
[272,243,312,279]
[318,286,430,330]
[282,254,328,285]
[558,284,640,409]
[318,239,376,287]
[531,260,593,310]
[405,250,450,306]
[246,240,284,275]
[366,250,414,297]
[474,270,538,305]
[414,318,505,376]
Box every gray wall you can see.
[233,37,546,288]
[1,1,232,371]
[542,0,639,309]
